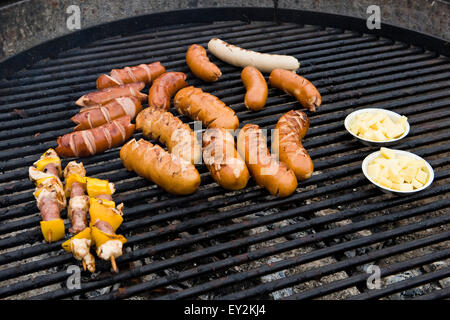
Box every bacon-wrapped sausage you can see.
[55,116,135,158]
[96,62,166,89]
[174,86,239,130]
[75,82,147,108]
[148,72,188,110]
[29,149,67,242]
[272,110,314,180]
[136,108,201,164]
[72,97,142,131]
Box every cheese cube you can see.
[380,147,396,159]
[399,167,418,183]
[399,116,408,130]
[412,179,424,189]
[398,183,413,192]
[350,122,361,135]
[391,183,402,191]
[415,170,428,184]
[377,176,393,189]
[386,123,405,138]
[367,112,384,128]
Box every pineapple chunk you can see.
[415,169,428,184]
[380,147,396,159]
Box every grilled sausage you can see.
[148,72,188,110]
[174,86,239,130]
[237,124,298,197]
[76,82,147,108]
[269,69,322,112]
[208,38,300,73]
[241,66,268,111]
[203,128,250,190]
[272,110,314,180]
[96,62,166,89]
[136,108,201,164]
[55,116,135,157]
[186,44,222,82]
[72,96,142,131]
[120,138,201,195]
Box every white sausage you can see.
[207,38,300,73]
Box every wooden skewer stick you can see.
[82,259,87,271]
[111,256,118,273]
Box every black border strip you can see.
[0,7,449,79]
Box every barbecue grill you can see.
[0,7,449,300]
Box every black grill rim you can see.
[0,7,449,300]
[1,7,449,78]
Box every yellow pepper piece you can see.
[86,177,115,198]
[35,157,62,176]
[89,197,115,208]
[89,200,123,232]
[64,174,87,197]
[62,227,92,252]
[40,219,65,243]
[91,226,127,248]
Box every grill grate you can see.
[0,8,449,300]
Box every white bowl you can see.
[344,108,410,147]
[362,149,434,196]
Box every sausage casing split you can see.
[203,128,250,190]
[148,72,188,110]
[120,138,201,195]
[186,44,222,82]
[136,108,202,164]
[237,124,298,197]
[76,82,147,108]
[56,116,135,157]
[269,69,322,112]
[241,66,268,111]
[208,38,300,73]
[72,96,142,131]
[272,110,314,180]
[174,86,239,130]
[96,62,166,89]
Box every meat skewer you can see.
[29,149,67,243]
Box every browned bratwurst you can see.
[241,66,268,111]
[237,124,297,197]
[186,44,222,82]
[64,161,89,234]
[96,62,166,89]
[272,110,314,180]
[203,128,250,190]
[148,72,188,110]
[72,96,142,131]
[55,116,135,158]
[76,82,147,108]
[174,86,239,130]
[269,69,321,112]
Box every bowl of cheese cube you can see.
[362,147,434,195]
[345,108,409,146]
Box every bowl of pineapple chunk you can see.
[362,147,434,195]
[345,108,409,146]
